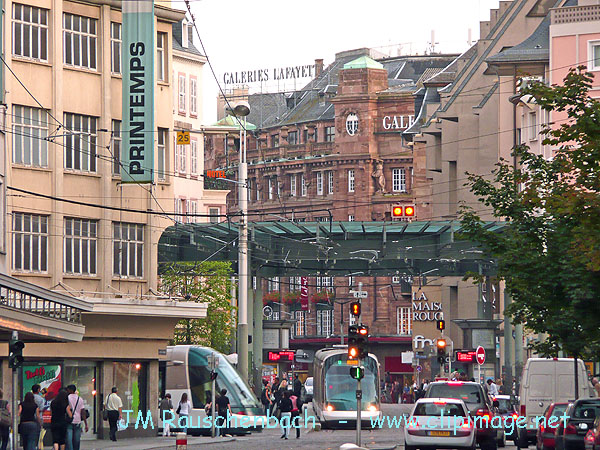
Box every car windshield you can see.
[496,398,512,413]
[414,403,467,417]
[573,402,600,420]
[426,384,483,407]
[551,404,568,418]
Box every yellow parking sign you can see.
[176,130,190,145]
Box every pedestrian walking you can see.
[278,391,293,440]
[50,389,72,450]
[104,387,122,442]
[0,389,10,450]
[19,392,41,450]
[487,378,499,397]
[271,378,281,415]
[66,385,88,450]
[176,393,191,434]
[293,375,302,398]
[159,394,173,437]
[290,392,302,439]
[260,380,272,416]
[215,389,231,437]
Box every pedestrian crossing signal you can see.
[350,302,361,317]
[436,320,445,331]
[349,366,364,380]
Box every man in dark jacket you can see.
[271,378,281,414]
[293,375,302,398]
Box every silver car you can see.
[404,398,476,450]
[301,377,313,403]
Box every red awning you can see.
[385,356,413,373]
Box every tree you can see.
[160,261,236,354]
[460,67,600,361]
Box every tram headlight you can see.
[368,404,378,412]
[326,404,334,412]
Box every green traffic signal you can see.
[349,366,364,380]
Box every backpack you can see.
[0,400,10,427]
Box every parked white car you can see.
[404,398,476,450]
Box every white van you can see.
[516,358,594,448]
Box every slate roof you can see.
[486,0,575,65]
[172,21,204,58]
[247,50,458,131]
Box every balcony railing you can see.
[0,285,85,324]
[551,4,600,24]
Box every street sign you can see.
[350,290,368,298]
[416,365,422,372]
[176,130,190,145]
[263,305,273,318]
[476,346,486,365]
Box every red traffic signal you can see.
[392,206,403,217]
[350,302,361,317]
[357,325,369,336]
[391,205,416,218]
[405,205,415,217]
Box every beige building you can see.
[1,0,208,440]
[170,18,228,224]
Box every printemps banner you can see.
[121,0,154,183]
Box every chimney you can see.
[315,59,324,77]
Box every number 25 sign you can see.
[176,131,190,145]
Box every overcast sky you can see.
[187,0,500,123]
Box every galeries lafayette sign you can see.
[223,64,317,85]
[412,292,444,321]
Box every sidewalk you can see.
[81,435,235,450]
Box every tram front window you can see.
[188,347,262,414]
[324,359,378,411]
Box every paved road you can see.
[81,403,522,450]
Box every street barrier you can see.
[176,432,187,450]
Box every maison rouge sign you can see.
[412,292,443,321]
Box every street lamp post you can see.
[229,102,251,382]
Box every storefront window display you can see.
[111,362,148,423]
[64,361,97,437]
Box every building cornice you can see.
[81,297,208,318]
[72,0,186,22]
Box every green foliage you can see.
[460,67,600,360]
[160,261,236,354]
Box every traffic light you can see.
[436,320,445,331]
[405,205,415,217]
[349,366,364,380]
[357,325,369,359]
[350,302,361,318]
[210,370,218,381]
[392,206,403,218]
[348,325,359,360]
[436,338,447,364]
[9,338,24,369]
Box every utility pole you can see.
[231,103,250,382]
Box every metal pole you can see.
[356,377,362,447]
[340,302,344,345]
[574,356,579,400]
[231,276,237,354]
[238,118,249,382]
[503,289,514,387]
[11,331,18,450]
[211,376,216,438]
[478,363,482,385]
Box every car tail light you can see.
[540,424,545,433]
[512,413,519,420]
[521,405,526,416]
[476,409,491,421]
[462,419,473,429]
[565,423,577,435]
[447,381,464,386]
[434,401,447,405]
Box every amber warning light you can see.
[392,206,403,217]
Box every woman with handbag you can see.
[176,393,191,434]
[19,392,41,450]
[50,389,72,450]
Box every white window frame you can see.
[12,105,49,167]
[392,168,406,192]
[589,40,600,71]
[190,77,198,116]
[64,218,97,275]
[113,222,144,278]
[176,144,186,174]
[12,213,48,273]
[316,172,323,195]
[317,309,333,336]
[392,276,401,284]
[64,113,97,172]
[12,4,48,62]
[111,120,121,175]
[348,169,355,193]
[209,207,220,224]
[190,139,198,175]
[268,177,274,200]
[348,215,355,222]
[290,174,297,197]
[325,126,335,142]
[294,310,305,337]
[157,128,166,181]
[397,306,412,335]
[157,32,166,81]
[328,171,334,194]
[528,111,538,141]
[178,74,186,113]
[110,22,121,74]
[301,174,307,197]
[189,200,198,223]
[63,13,97,70]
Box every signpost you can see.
[476,346,486,384]
[350,290,368,298]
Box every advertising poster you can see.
[23,364,61,423]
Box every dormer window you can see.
[182,22,188,48]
